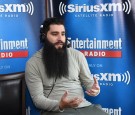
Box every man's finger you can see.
[85,90,93,96]
[69,98,83,107]
[93,77,98,84]
[69,97,79,103]
[90,89,99,93]
[85,90,98,96]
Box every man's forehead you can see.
[49,24,65,31]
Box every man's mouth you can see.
[55,41,64,45]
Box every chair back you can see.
[0,72,25,115]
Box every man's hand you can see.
[85,77,100,96]
[59,91,83,110]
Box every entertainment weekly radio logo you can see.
[67,37,122,58]
[59,0,131,16]
[0,1,34,17]
[92,71,130,86]
[0,38,28,58]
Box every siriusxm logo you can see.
[92,71,130,85]
[59,0,131,15]
[0,1,34,15]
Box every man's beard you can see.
[42,38,69,79]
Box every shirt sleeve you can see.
[25,61,60,111]
[78,52,94,90]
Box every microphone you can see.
[67,39,71,48]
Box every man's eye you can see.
[52,33,57,36]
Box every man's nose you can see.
[57,34,62,40]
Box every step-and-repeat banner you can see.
[1,0,135,115]
[0,0,44,74]
[61,0,135,115]
[0,0,44,115]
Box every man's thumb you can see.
[62,91,68,99]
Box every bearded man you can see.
[25,17,108,115]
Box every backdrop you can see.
[0,0,44,74]
[0,0,135,115]
[59,0,135,115]
[0,1,44,114]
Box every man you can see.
[25,17,108,115]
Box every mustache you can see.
[54,40,64,45]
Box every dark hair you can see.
[40,17,65,42]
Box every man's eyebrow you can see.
[50,31,59,34]
[50,31,65,33]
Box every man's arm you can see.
[25,61,83,112]
[78,52,100,96]
[25,61,60,111]
[85,77,100,96]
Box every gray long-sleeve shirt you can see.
[25,47,94,111]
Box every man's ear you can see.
[40,33,46,43]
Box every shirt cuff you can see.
[59,107,64,112]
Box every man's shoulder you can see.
[27,48,43,63]
[68,47,83,55]
[67,47,84,59]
